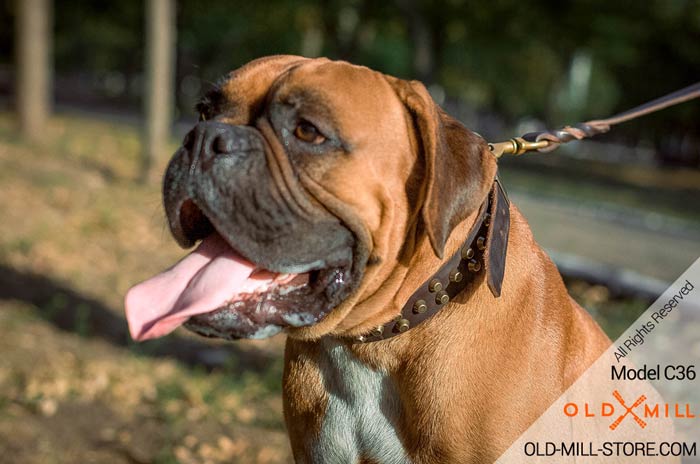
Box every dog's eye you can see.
[294,120,325,144]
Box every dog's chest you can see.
[310,340,411,464]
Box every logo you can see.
[563,391,696,430]
[609,390,647,430]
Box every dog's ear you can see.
[389,78,497,259]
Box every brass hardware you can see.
[394,318,410,333]
[488,140,516,158]
[413,299,428,314]
[370,325,384,337]
[449,269,463,283]
[476,236,486,250]
[429,279,443,293]
[468,259,481,273]
[461,246,474,260]
[484,213,491,227]
[489,137,551,158]
[435,291,449,305]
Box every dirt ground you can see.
[0,113,649,464]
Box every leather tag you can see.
[484,178,510,297]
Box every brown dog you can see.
[125,56,611,463]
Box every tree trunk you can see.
[395,0,437,85]
[16,0,52,142]
[142,0,176,183]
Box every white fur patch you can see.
[248,324,282,339]
[311,339,411,464]
[281,312,318,327]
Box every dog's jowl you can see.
[125,55,610,463]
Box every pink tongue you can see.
[125,234,273,341]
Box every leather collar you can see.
[354,177,510,343]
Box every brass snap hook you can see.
[488,137,551,158]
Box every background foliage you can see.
[1,0,699,163]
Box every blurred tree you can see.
[396,0,438,84]
[16,0,52,142]
[142,0,176,183]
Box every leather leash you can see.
[489,81,700,158]
[354,81,699,344]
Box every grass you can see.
[0,112,291,463]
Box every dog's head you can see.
[125,55,496,342]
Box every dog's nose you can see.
[183,121,244,166]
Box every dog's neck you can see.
[339,178,510,343]
[353,178,509,343]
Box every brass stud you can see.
[468,259,481,272]
[413,299,428,314]
[484,213,491,227]
[394,318,410,333]
[449,269,463,283]
[429,279,443,293]
[370,325,384,337]
[461,246,475,260]
[435,291,450,305]
[476,236,486,250]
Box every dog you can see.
[125,55,611,463]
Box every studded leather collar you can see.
[354,177,510,343]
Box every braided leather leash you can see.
[489,81,700,158]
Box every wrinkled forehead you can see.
[272,61,403,134]
[201,58,405,138]
[198,56,309,123]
